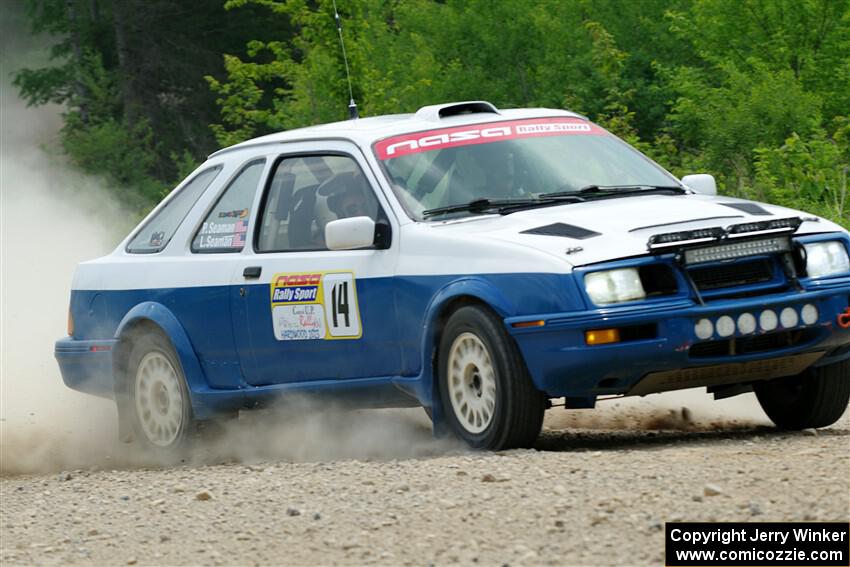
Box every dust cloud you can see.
[0,4,130,475]
[0,4,770,477]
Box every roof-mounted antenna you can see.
[332,0,358,120]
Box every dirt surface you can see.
[2,404,848,567]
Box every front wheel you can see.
[437,306,545,450]
[126,331,194,453]
[754,359,849,430]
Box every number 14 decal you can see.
[323,272,361,338]
[331,281,350,327]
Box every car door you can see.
[180,157,268,389]
[232,145,402,386]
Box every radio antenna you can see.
[332,0,358,119]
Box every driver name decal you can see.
[374,117,606,159]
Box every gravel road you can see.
[2,397,848,567]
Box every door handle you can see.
[243,266,262,279]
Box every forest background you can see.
[12,0,850,227]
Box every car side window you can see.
[126,166,222,254]
[192,159,266,253]
[257,155,382,252]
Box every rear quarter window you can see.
[192,159,265,253]
[126,166,222,254]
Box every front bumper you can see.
[506,284,850,398]
[55,338,117,399]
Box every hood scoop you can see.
[719,202,772,216]
[521,222,600,240]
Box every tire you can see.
[437,305,546,450]
[754,359,849,430]
[125,331,194,454]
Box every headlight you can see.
[804,241,850,278]
[585,268,646,305]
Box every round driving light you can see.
[780,307,799,328]
[716,315,735,338]
[737,312,757,335]
[694,319,714,340]
[760,310,778,332]
[801,304,818,325]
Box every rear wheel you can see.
[754,359,849,429]
[437,306,545,449]
[126,331,194,453]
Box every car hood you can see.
[426,193,846,267]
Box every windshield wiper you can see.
[544,184,689,199]
[422,194,585,218]
[423,198,537,218]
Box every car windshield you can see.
[374,117,680,220]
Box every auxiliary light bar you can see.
[725,217,803,237]
[647,217,802,264]
[683,235,792,265]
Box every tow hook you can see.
[839,308,850,329]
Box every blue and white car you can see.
[56,101,850,451]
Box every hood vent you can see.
[521,223,600,239]
[720,202,771,216]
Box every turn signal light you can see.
[585,328,620,345]
[511,320,546,329]
[67,307,74,337]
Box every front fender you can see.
[394,277,516,430]
[426,277,517,320]
[114,302,209,411]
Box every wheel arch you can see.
[112,302,208,412]
[417,278,518,429]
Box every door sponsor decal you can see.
[269,271,362,340]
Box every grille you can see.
[689,259,774,291]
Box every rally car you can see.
[55,101,850,452]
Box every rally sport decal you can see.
[270,272,362,341]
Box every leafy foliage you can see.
[15,0,850,227]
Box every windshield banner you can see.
[374,117,607,160]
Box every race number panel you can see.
[269,271,361,340]
[322,272,361,338]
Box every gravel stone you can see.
[1,410,847,565]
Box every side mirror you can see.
[326,216,377,250]
[681,174,717,196]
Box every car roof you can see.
[208,102,586,158]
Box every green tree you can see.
[15,0,286,207]
[15,0,850,227]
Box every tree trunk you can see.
[66,0,88,123]
[112,0,139,127]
